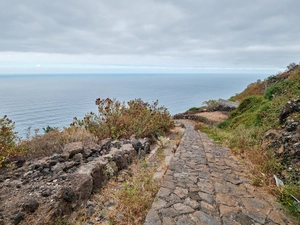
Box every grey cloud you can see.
[0,0,300,69]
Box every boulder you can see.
[63,142,83,159]
[213,99,239,112]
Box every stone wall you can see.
[0,137,150,225]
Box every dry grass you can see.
[72,160,160,225]
[195,111,228,123]
[19,127,97,160]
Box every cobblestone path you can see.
[144,120,295,225]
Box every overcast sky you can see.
[0,0,299,74]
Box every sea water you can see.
[0,73,269,138]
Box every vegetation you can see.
[0,115,21,166]
[19,127,96,160]
[196,62,300,220]
[188,99,218,112]
[0,98,173,166]
[71,98,173,140]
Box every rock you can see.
[279,99,300,123]
[73,153,83,163]
[22,198,39,213]
[63,142,84,159]
[113,151,128,170]
[213,99,239,112]
[0,133,152,224]
[285,120,299,132]
[61,187,76,203]
[99,138,111,152]
[87,205,94,217]
[66,173,93,204]
[85,143,101,152]
[131,138,142,151]
[83,148,93,158]
[13,213,24,225]
[111,140,121,149]
[140,138,151,154]
[15,159,26,168]
[41,188,52,197]
[76,159,108,191]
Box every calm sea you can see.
[0,73,269,138]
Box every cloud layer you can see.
[1,0,299,73]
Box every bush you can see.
[0,115,21,166]
[202,99,218,110]
[187,107,201,112]
[42,125,58,133]
[72,98,174,140]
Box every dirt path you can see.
[195,111,228,123]
[144,120,296,225]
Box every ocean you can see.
[0,73,269,138]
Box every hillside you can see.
[196,62,300,220]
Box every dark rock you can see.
[22,198,39,213]
[41,189,52,197]
[13,213,24,225]
[111,140,121,149]
[99,138,111,152]
[61,187,76,202]
[84,222,94,225]
[15,160,26,168]
[131,138,142,151]
[140,139,151,153]
[285,120,299,132]
[48,160,57,167]
[279,99,300,123]
[113,152,128,170]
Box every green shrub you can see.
[202,99,218,110]
[0,115,21,166]
[43,125,58,133]
[188,107,201,112]
[72,98,173,140]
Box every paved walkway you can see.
[144,120,295,225]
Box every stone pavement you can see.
[144,120,296,225]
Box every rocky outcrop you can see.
[212,99,239,112]
[279,99,300,123]
[0,138,151,225]
[262,119,300,183]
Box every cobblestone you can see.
[144,120,296,225]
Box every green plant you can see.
[43,125,58,133]
[158,136,169,149]
[202,99,218,110]
[0,115,21,166]
[277,185,300,219]
[188,107,201,112]
[72,98,173,140]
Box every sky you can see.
[0,0,299,74]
